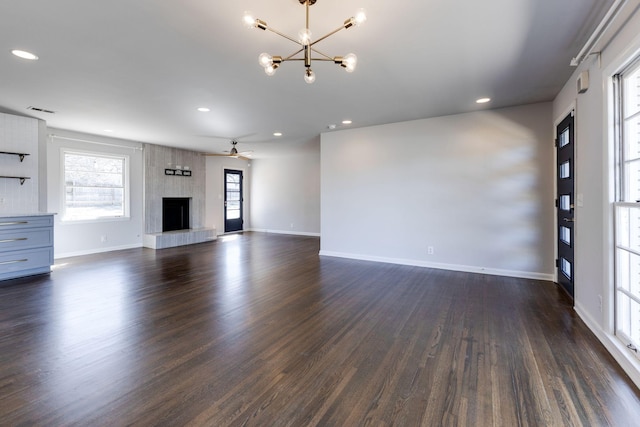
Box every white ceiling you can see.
[0,0,613,158]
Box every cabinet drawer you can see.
[0,216,53,231]
[0,247,53,278]
[0,228,53,252]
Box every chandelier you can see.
[242,0,367,84]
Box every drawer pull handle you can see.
[0,221,29,226]
[0,259,28,266]
[0,238,28,243]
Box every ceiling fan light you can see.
[304,69,316,84]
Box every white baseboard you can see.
[318,250,554,281]
[574,302,640,389]
[54,243,142,259]
[249,228,320,237]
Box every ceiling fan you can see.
[202,137,254,160]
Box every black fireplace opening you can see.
[163,198,190,232]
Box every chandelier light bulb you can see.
[258,52,273,68]
[242,11,257,28]
[298,28,312,46]
[304,69,316,84]
[343,53,357,72]
[265,65,277,76]
[354,9,367,26]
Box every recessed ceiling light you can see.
[476,97,491,104]
[342,120,353,125]
[104,129,114,133]
[197,107,210,112]
[273,132,283,137]
[11,49,38,60]
[327,124,337,130]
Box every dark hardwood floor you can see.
[1,232,639,426]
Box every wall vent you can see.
[27,106,56,114]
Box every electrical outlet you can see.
[101,235,107,243]
[290,223,294,229]
[427,246,434,255]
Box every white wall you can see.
[321,103,554,280]
[46,128,144,258]
[0,112,42,214]
[250,137,321,236]
[552,5,640,387]
[205,156,251,234]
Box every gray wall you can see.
[205,156,251,234]
[552,5,640,387]
[249,137,320,236]
[46,128,144,258]
[321,103,555,280]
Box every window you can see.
[614,57,640,358]
[62,150,129,221]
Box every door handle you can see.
[563,218,575,222]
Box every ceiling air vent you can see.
[27,106,55,114]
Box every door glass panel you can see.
[560,161,570,179]
[559,127,570,148]
[560,194,572,211]
[560,226,571,246]
[561,257,572,280]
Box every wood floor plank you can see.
[0,232,639,426]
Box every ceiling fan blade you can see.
[198,132,257,141]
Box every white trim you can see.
[575,302,640,389]
[50,134,143,150]
[54,243,142,259]
[319,250,554,281]
[248,228,320,237]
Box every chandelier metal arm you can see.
[309,25,347,48]
[265,27,300,45]
[310,47,333,61]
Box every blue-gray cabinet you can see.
[0,214,54,281]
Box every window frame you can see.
[613,56,640,359]
[60,148,131,223]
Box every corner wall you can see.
[249,138,321,236]
[321,102,555,279]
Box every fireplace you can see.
[163,198,190,232]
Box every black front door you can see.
[224,169,243,233]
[556,112,575,300]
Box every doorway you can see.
[224,169,243,233]
[556,112,575,300]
